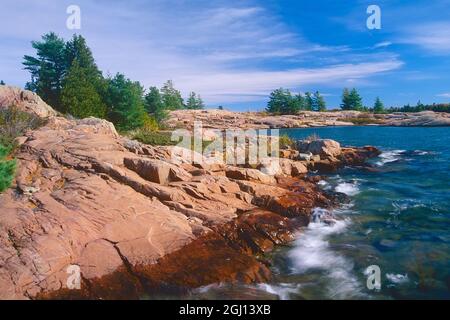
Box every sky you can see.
[1,0,449,111]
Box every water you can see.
[162,127,450,300]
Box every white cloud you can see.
[437,93,450,98]
[374,41,392,49]
[398,22,450,54]
[0,0,404,104]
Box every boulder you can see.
[124,158,192,185]
[0,85,57,118]
[296,139,341,158]
[225,167,276,185]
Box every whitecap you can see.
[288,208,365,299]
[375,150,405,166]
[335,182,360,196]
[386,273,409,284]
[256,283,301,300]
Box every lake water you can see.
[163,126,450,300]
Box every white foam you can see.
[288,208,365,299]
[256,283,301,300]
[335,182,360,196]
[375,150,405,166]
[386,273,409,284]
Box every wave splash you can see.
[288,208,365,299]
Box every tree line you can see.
[22,32,204,131]
[266,87,449,114]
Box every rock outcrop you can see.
[0,88,381,299]
[0,85,57,118]
[165,109,450,129]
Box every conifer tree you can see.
[186,92,205,109]
[61,60,107,118]
[313,91,326,112]
[105,73,146,131]
[145,86,168,122]
[23,32,66,111]
[161,80,184,110]
[373,97,384,114]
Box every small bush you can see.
[338,116,383,125]
[0,105,44,146]
[0,144,16,193]
[142,114,159,132]
[279,134,294,149]
[132,130,176,146]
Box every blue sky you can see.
[1,0,449,110]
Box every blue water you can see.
[168,127,450,300]
[272,126,450,299]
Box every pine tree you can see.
[313,91,326,112]
[23,32,67,111]
[0,80,5,85]
[64,35,107,101]
[144,86,167,122]
[161,80,184,110]
[305,92,314,111]
[293,94,306,111]
[349,88,363,111]
[340,88,351,110]
[61,60,107,118]
[186,92,205,110]
[266,88,292,114]
[373,97,384,114]
[341,88,363,110]
[105,73,146,131]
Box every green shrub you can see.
[338,116,383,125]
[0,144,16,193]
[142,114,159,132]
[0,105,44,146]
[279,134,294,149]
[132,130,176,146]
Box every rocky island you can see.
[0,87,382,299]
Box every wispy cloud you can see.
[437,93,450,98]
[0,0,404,105]
[374,41,392,49]
[398,22,450,54]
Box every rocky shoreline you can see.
[0,88,381,299]
[166,109,450,129]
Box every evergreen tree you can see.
[340,88,351,110]
[144,86,167,122]
[266,88,292,114]
[305,92,314,111]
[186,92,205,110]
[373,97,384,114]
[23,32,67,111]
[64,35,107,102]
[416,100,425,111]
[161,80,184,110]
[293,93,306,111]
[313,91,326,112]
[349,88,363,111]
[61,60,107,118]
[0,80,5,85]
[341,88,363,110]
[105,73,146,131]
